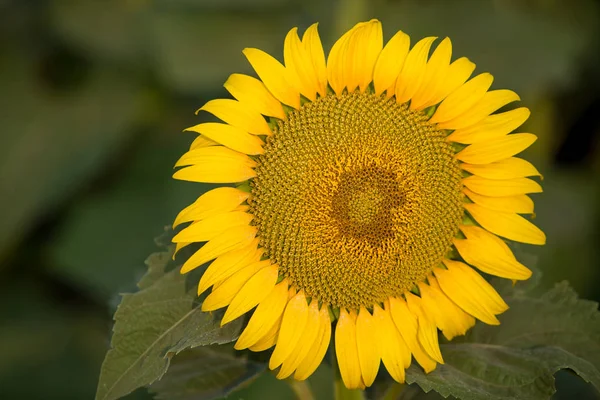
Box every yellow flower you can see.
[172,20,545,389]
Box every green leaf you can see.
[95,242,243,400]
[405,281,600,399]
[149,345,266,400]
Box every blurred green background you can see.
[0,0,599,398]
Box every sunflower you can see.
[171,20,545,389]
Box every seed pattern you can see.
[250,91,464,309]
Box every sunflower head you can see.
[172,19,545,389]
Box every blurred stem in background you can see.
[333,0,370,36]
[289,379,316,400]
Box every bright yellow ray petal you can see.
[455,133,537,165]
[174,145,256,169]
[185,123,264,156]
[355,306,380,386]
[410,37,452,110]
[405,293,444,364]
[465,203,546,245]
[243,48,300,109]
[419,277,476,340]
[327,24,358,96]
[437,89,520,130]
[173,187,249,228]
[269,291,309,369]
[387,297,437,373]
[456,225,532,280]
[222,264,279,325]
[447,107,530,144]
[420,57,475,109]
[336,309,364,389]
[302,23,327,97]
[461,157,542,179]
[173,147,256,184]
[429,73,493,124]
[464,188,535,214]
[284,27,319,101]
[172,211,253,243]
[294,305,331,381]
[198,99,272,136]
[201,259,271,311]
[235,279,289,349]
[277,300,321,379]
[373,305,409,383]
[395,36,437,104]
[462,176,542,197]
[195,239,260,292]
[436,260,509,324]
[346,19,382,93]
[190,135,218,150]
[224,73,286,119]
[179,225,257,276]
[373,30,410,97]
[249,315,281,352]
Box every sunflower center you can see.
[250,91,464,309]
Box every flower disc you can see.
[252,92,464,309]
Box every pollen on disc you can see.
[250,91,464,309]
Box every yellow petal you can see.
[464,188,534,214]
[269,291,309,369]
[429,73,493,124]
[405,293,444,364]
[243,48,300,109]
[456,225,532,280]
[235,279,289,349]
[437,89,520,130]
[418,279,475,340]
[448,107,530,144]
[355,306,380,386]
[373,305,409,383]
[302,23,327,97]
[173,147,256,184]
[249,315,281,352]
[194,239,260,291]
[185,123,264,156]
[201,259,271,311]
[461,157,541,179]
[174,145,255,168]
[277,299,321,379]
[465,203,546,245]
[224,73,285,119]
[346,20,383,92]
[419,57,475,109]
[190,135,218,150]
[410,37,452,110]
[335,309,364,389]
[436,260,508,324]
[294,305,332,380]
[222,264,279,325]
[387,297,437,373]
[455,133,537,165]
[173,241,191,259]
[284,27,319,101]
[395,37,437,104]
[327,24,357,96]
[463,176,542,197]
[181,225,257,276]
[173,211,253,243]
[373,30,410,97]
[173,187,249,228]
[198,99,272,136]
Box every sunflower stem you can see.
[288,379,316,400]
